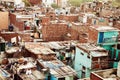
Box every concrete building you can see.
[42,0,68,7]
[88,26,120,68]
[88,26,119,45]
[74,43,109,78]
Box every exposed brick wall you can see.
[90,73,102,80]
[0,32,18,42]
[88,27,98,43]
[67,28,79,40]
[42,23,68,41]
[59,14,79,22]
[71,24,89,34]
[18,33,32,42]
[28,0,42,5]
[79,34,88,43]
[46,12,56,20]
[59,15,64,20]
[15,21,24,31]
[42,22,81,41]
[41,17,50,25]
[71,23,89,43]
[92,57,109,69]
[9,13,16,24]
[9,13,24,31]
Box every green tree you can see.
[68,0,82,7]
[112,0,120,7]
[116,0,120,2]
[22,0,31,7]
[68,0,93,7]
[51,3,60,9]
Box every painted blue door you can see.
[99,32,104,43]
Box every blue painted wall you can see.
[50,75,58,80]
[74,47,92,78]
[111,47,120,68]
[97,31,119,68]
[97,31,119,44]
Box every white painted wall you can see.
[42,0,55,7]
[14,0,22,5]
[42,0,68,7]
[61,0,68,7]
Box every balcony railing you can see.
[98,37,120,45]
[103,37,118,43]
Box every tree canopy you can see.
[51,3,60,9]
[22,0,31,7]
[68,0,120,7]
[112,0,120,7]
[68,0,93,7]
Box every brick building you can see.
[88,25,120,68]
[9,13,24,31]
[42,22,79,41]
[28,0,42,5]
[59,14,79,22]
[75,43,109,78]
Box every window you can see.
[87,55,90,59]
[81,66,86,78]
[81,71,85,78]
[99,32,104,43]
[81,52,84,55]
[82,66,86,71]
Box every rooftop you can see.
[77,43,108,57]
[41,41,77,50]
[91,69,120,80]
[90,26,120,32]
[25,42,55,55]
[37,59,76,78]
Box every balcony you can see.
[98,37,120,45]
[103,37,117,43]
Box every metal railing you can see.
[103,37,118,43]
